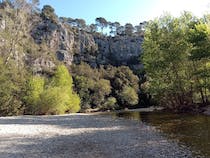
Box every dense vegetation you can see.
[142,12,210,112]
[24,65,80,115]
[0,0,81,116]
[0,0,209,116]
[60,15,147,37]
[0,0,145,116]
[72,63,140,111]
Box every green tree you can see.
[142,13,210,111]
[75,18,86,30]
[95,17,108,33]
[109,22,120,36]
[41,5,57,23]
[187,22,210,104]
[142,14,193,110]
[39,87,81,115]
[51,65,73,88]
[89,24,97,33]
[0,58,26,116]
[120,86,138,106]
[100,65,139,108]
[112,66,139,92]
[0,0,32,66]
[91,79,111,107]
[116,25,125,36]
[125,23,134,36]
[134,21,147,37]
[102,97,117,110]
[73,75,94,109]
[24,76,45,114]
[24,65,81,115]
[42,65,81,114]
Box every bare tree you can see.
[0,0,34,65]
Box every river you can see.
[110,111,210,158]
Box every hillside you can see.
[30,15,144,73]
[0,1,147,116]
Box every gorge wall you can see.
[31,18,143,72]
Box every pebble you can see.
[0,114,205,158]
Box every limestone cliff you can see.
[31,18,143,71]
[94,34,143,68]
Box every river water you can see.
[111,111,210,157]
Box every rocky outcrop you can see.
[31,20,73,66]
[31,19,98,68]
[32,57,56,73]
[74,34,143,69]
[95,35,143,67]
[31,18,143,71]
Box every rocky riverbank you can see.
[0,114,202,158]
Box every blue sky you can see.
[39,0,210,26]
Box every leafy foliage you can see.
[24,65,81,115]
[72,63,139,111]
[0,58,26,116]
[120,86,139,106]
[142,13,210,111]
[41,5,58,23]
[24,76,45,114]
[3,0,210,116]
[102,97,117,110]
[0,0,144,116]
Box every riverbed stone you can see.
[0,114,203,158]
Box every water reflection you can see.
[112,111,210,157]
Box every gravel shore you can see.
[0,113,200,158]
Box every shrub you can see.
[102,97,117,110]
[0,59,26,116]
[119,86,139,107]
[24,76,45,114]
[24,65,81,115]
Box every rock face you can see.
[94,35,143,67]
[31,20,74,66]
[31,18,143,70]
[32,58,56,73]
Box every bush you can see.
[101,97,117,110]
[73,63,140,110]
[24,65,81,115]
[66,93,81,113]
[91,79,111,106]
[0,59,26,116]
[119,86,139,107]
[51,65,73,88]
[24,76,45,114]
[38,88,80,115]
[38,87,67,114]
